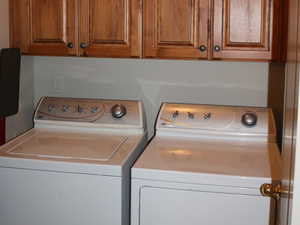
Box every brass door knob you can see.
[260,183,288,200]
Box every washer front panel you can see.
[0,167,122,225]
[35,97,143,128]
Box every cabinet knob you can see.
[80,42,89,49]
[67,42,74,49]
[214,45,221,52]
[198,45,207,52]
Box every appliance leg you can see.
[0,117,5,145]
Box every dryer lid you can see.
[6,130,128,162]
[132,137,281,189]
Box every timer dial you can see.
[241,112,258,127]
[111,104,127,119]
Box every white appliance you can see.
[0,96,147,225]
[131,103,281,225]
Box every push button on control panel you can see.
[188,112,194,119]
[62,105,69,112]
[203,112,212,120]
[77,105,84,113]
[48,104,55,112]
[91,107,99,114]
[172,110,179,119]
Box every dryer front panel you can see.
[131,180,274,225]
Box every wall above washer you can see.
[32,57,269,136]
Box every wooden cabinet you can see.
[212,0,273,60]
[143,0,210,59]
[10,0,283,61]
[10,0,77,56]
[143,0,279,61]
[78,0,141,58]
[10,0,142,57]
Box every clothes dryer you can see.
[131,103,281,225]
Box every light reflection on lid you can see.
[167,149,193,156]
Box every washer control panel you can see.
[157,103,275,136]
[34,97,143,127]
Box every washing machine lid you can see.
[0,128,143,176]
[6,131,127,161]
[132,136,281,189]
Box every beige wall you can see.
[33,57,269,136]
[0,0,9,47]
[0,0,34,141]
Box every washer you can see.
[0,96,147,225]
[131,103,281,225]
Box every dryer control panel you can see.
[157,103,276,138]
[34,97,144,128]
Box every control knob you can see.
[62,105,69,112]
[241,112,257,127]
[91,107,99,113]
[111,104,127,119]
[172,110,179,118]
[48,104,55,112]
[77,105,84,113]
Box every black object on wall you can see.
[0,48,21,117]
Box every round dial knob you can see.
[241,112,258,127]
[111,104,127,119]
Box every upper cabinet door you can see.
[213,0,273,60]
[10,0,77,56]
[143,0,210,59]
[79,0,142,58]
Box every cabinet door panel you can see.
[32,0,64,42]
[28,0,77,55]
[213,0,272,60]
[144,0,209,59]
[159,0,194,45]
[79,0,141,58]
[10,0,30,52]
[227,0,263,44]
[91,0,126,43]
